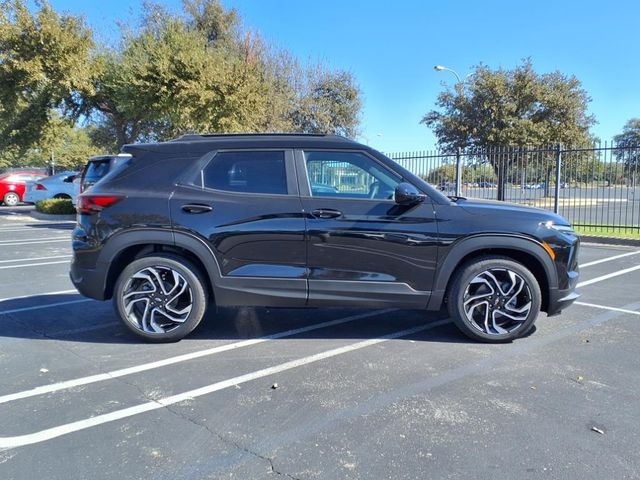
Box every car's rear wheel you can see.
[113,254,208,342]
[3,192,20,206]
[447,256,541,343]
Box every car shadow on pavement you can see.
[0,293,534,345]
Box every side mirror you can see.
[394,182,425,206]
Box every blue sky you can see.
[50,0,639,153]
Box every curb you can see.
[579,235,640,247]
[30,211,77,222]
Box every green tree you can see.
[88,0,362,149]
[422,59,595,199]
[613,118,640,169]
[0,0,95,152]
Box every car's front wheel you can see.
[3,192,20,206]
[113,254,208,342]
[447,256,541,343]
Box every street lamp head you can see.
[434,65,446,71]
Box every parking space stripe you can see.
[0,260,70,270]
[0,319,448,450]
[0,255,72,264]
[577,264,640,287]
[0,289,79,303]
[576,301,640,316]
[0,299,91,315]
[0,238,69,246]
[0,309,395,405]
[0,227,74,233]
[580,250,640,268]
[0,236,69,242]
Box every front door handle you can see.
[311,208,342,219]
[182,203,213,214]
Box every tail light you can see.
[76,195,124,215]
[35,183,47,190]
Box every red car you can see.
[0,171,48,206]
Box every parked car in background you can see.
[477,181,496,188]
[79,154,132,194]
[0,171,48,206]
[23,171,79,204]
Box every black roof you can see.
[123,133,366,155]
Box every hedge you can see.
[35,198,76,215]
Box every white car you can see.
[23,171,79,204]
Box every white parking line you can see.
[0,309,395,405]
[0,222,74,229]
[0,319,447,450]
[576,301,640,316]
[581,250,640,268]
[0,255,72,264]
[0,227,74,233]
[0,299,91,315]
[0,289,78,303]
[577,264,640,287]
[0,238,69,246]
[0,260,70,270]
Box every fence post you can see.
[553,144,562,214]
[455,148,462,197]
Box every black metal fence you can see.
[388,143,640,234]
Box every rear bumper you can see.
[70,260,108,301]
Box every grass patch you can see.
[575,225,640,240]
[35,198,76,215]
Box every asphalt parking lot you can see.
[0,207,639,480]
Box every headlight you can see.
[540,221,575,234]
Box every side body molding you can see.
[426,234,558,311]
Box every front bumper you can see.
[547,287,580,316]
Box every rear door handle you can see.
[182,203,213,214]
[311,208,342,219]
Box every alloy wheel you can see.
[121,266,193,334]
[462,268,532,336]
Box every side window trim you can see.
[197,148,298,197]
[295,148,404,202]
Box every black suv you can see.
[70,134,580,343]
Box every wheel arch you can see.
[99,229,220,301]
[427,235,557,313]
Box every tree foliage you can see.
[422,59,595,151]
[1,0,362,161]
[613,118,640,168]
[86,0,361,148]
[422,60,596,198]
[0,0,94,152]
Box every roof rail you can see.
[171,133,349,142]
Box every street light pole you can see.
[434,64,466,197]
[433,65,463,84]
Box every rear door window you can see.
[203,151,288,195]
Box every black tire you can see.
[447,255,541,343]
[53,193,71,199]
[3,192,20,207]
[113,254,208,342]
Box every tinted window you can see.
[84,160,111,183]
[203,151,287,195]
[304,151,401,200]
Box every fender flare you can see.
[426,234,558,310]
[98,228,222,298]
